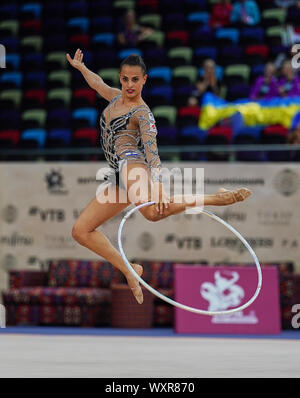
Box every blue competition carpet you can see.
[0,326,299,339]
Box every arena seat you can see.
[167,46,193,67]
[139,13,162,29]
[172,65,198,86]
[193,46,218,64]
[92,33,115,48]
[22,109,47,129]
[148,66,172,86]
[21,129,46,148]
[73,127,98,146]
[152,106,177,126]
[0,130,20,148]
[0,89,22,109]
[72,108,98,127]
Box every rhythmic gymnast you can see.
[67,50,251,305]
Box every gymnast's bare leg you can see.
[72,182,144,304]
[72,164,251,304]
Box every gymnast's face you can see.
[119,65,147,98]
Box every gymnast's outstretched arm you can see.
[66,48,121,102]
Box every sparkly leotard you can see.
[100,93,162,184]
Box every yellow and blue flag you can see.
[199,93,300,130]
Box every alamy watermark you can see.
[95,162,204,214]
[291,44,300,69]
[0,44,6,68]
[0,304,6,328]
[291,304,300,329]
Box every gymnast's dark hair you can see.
[120,54,147,75]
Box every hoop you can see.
[118,201,262,315]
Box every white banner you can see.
[0,162,299,296]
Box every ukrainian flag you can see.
[199,93,300,130]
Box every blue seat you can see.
[47,109,71,128]
[0,4,18,18]
[0,72,22,88]
[173,85,195,99]
[22,129,46,148]
[48,129,72,146]
[180,126,206,144]
[251,64,265,78]
[68,17,90,33]
[118,48,143,59]
[233,126,262,141]
[148,67,172,84]
[163,13,185,29]
[194,47,218,62]
[185,0,207,9]
[44,18,66,34]
[67,1,88,16]
[215,28,239,44]
[1,37,18,52]
[241,27,264,43]
[72,108,98,126]
[192,25,214,44]
[43,2,65,17]
[158,126,178,144]
[148,86,173,102]
[91,17,113,31]
[23,53,44,69]
[21,3,42,19]
[0,110,20,129]
[144,48,167,67]
[226,83,251,101]
[25,72,46,88]
[187,12,210,25]
[92,33,115,46]
[5,54,20,70]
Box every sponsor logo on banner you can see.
[45,169,68,195]
[77,176,98,184]
[0,232,34,246]
[273,168,299,196]
[210,236,273,254]
[45,234,76,250]
[165,234,202,249]
[138,232,155,251]
[200,270,258,324]
[28,206,65,222]
[1,205,18,223]
[203,177,265,186]
[257,209,293,226]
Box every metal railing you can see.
[0,144,299,161]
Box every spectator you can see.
[250,62,280,100]
[278,59,300,97]
[230,0,260,26]
[117,9,153,47]
[210,0,233,28]
[192,59,221,104]
[287,123,300,160]
[287,125,300,144]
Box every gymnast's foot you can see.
[215,187,252,206]
[125,263,144,304]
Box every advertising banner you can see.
[174,265,281,334]
[0,161,299,297]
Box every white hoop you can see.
[118,201,262,315]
